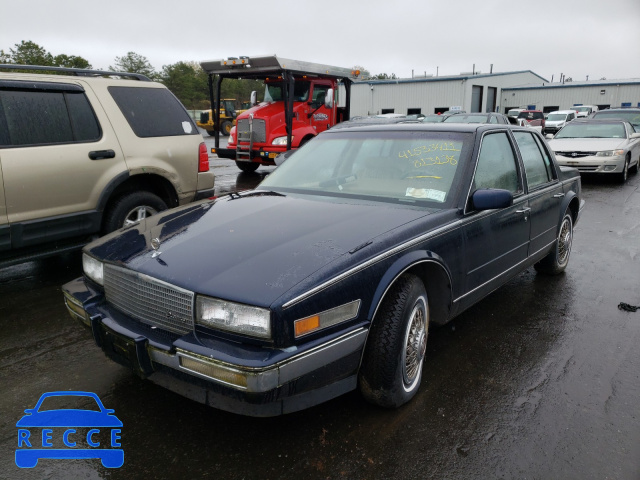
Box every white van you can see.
[544,110,578,135]
[572,105,599,118]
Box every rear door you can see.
[512,131,564,255]
[0,160,8,250]
[0,79,126,248]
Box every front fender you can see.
[368,250,453,325]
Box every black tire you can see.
[534,212,573,275]
[103,191,167,233]
[235,161,260,173]
[631,155,639,175]
[359,274,429,408]
[221,120,232,136]
[617,155,630,183]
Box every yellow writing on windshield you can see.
[413,155,458,168]
[398,143,460,159]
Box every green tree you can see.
[159,61,209,110]
[110,52,156,79]
[53,54,91,69]
[9,40,53,65]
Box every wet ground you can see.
[0,143,639,479]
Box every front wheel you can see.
[103,191,167,233]
[534,212,573,275]
[235,161,260,173]
[359,274,429,408]
[617,155,630,183]
[221,120,232,136]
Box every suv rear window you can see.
[108,86,197,138]
[0,85,101,148]
[517,111,544,120]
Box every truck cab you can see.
[200,55,358,172]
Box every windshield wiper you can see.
[319,174,358,188]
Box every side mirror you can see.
[545,133,554,139]
[472,189,513,210]
[250,91,257,106]
[275,150,295,167]
[325,88,334,109]
[630,132,640,139]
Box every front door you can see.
[309,83,333,134]
[459,131,531,309]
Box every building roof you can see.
[354,70,548,86]
[502,78,640,91]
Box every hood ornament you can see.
[150,237,162,258]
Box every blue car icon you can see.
[16,391,123,468]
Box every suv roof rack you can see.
[0,64,151,81]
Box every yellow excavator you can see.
[196,99,250,136]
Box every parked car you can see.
[0,64,215,268]
[544,110,578,135]
[421,112,460,123]
[64,122,583,417]
[517,110,546,132]
[547,119,640,182]
[507,108,526,118]
[442,112,513,124]
[590,107,640,132]
[572,105,599,118]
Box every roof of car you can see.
[326,122,529,134]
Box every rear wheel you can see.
[103,191,167,233]
[359,274,429,408]
[534,212,573,275]
[235,161,260,173]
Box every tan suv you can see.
[0,65,215,267]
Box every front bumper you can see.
[556,155,626,174]
[62,277,366,417]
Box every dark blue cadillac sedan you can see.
[63,123,583,416]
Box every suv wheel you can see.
[103,192,167,233]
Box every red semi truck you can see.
[200,55,360,172]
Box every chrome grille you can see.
[104,264,194,335]
[555,151,596,158]
[237,118,266,143]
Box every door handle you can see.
[89,149,116,160]
[515,208,531,214]
[553,193,565,198]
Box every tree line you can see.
[0,41,262,110]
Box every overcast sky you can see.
[2,0,639,83]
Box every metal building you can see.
[349,71,547,116]
[501,79,640,114]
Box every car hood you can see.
[548,137,628,151]
[87,192,434,307]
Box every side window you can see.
[473,132,520,194]
[513,131,553,188]
[311,84,330,106]
[109,86,197,138]
[489,115,498,124]
[0,88,100,147]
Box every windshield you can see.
[554,123,626,139]
[573,106,591,113]
[264,81,310,102]
[507,110,522,116]
[443,114,489,124]
[260,130,472,206]
[593,111,640,127]
[547,114,568,121]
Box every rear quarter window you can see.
[108,86,197,138]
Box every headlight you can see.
[272,136,294,146]
[196,296,271,339]
[596,149,625,157]
[82,254,104,286]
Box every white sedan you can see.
[547,119,640,183]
